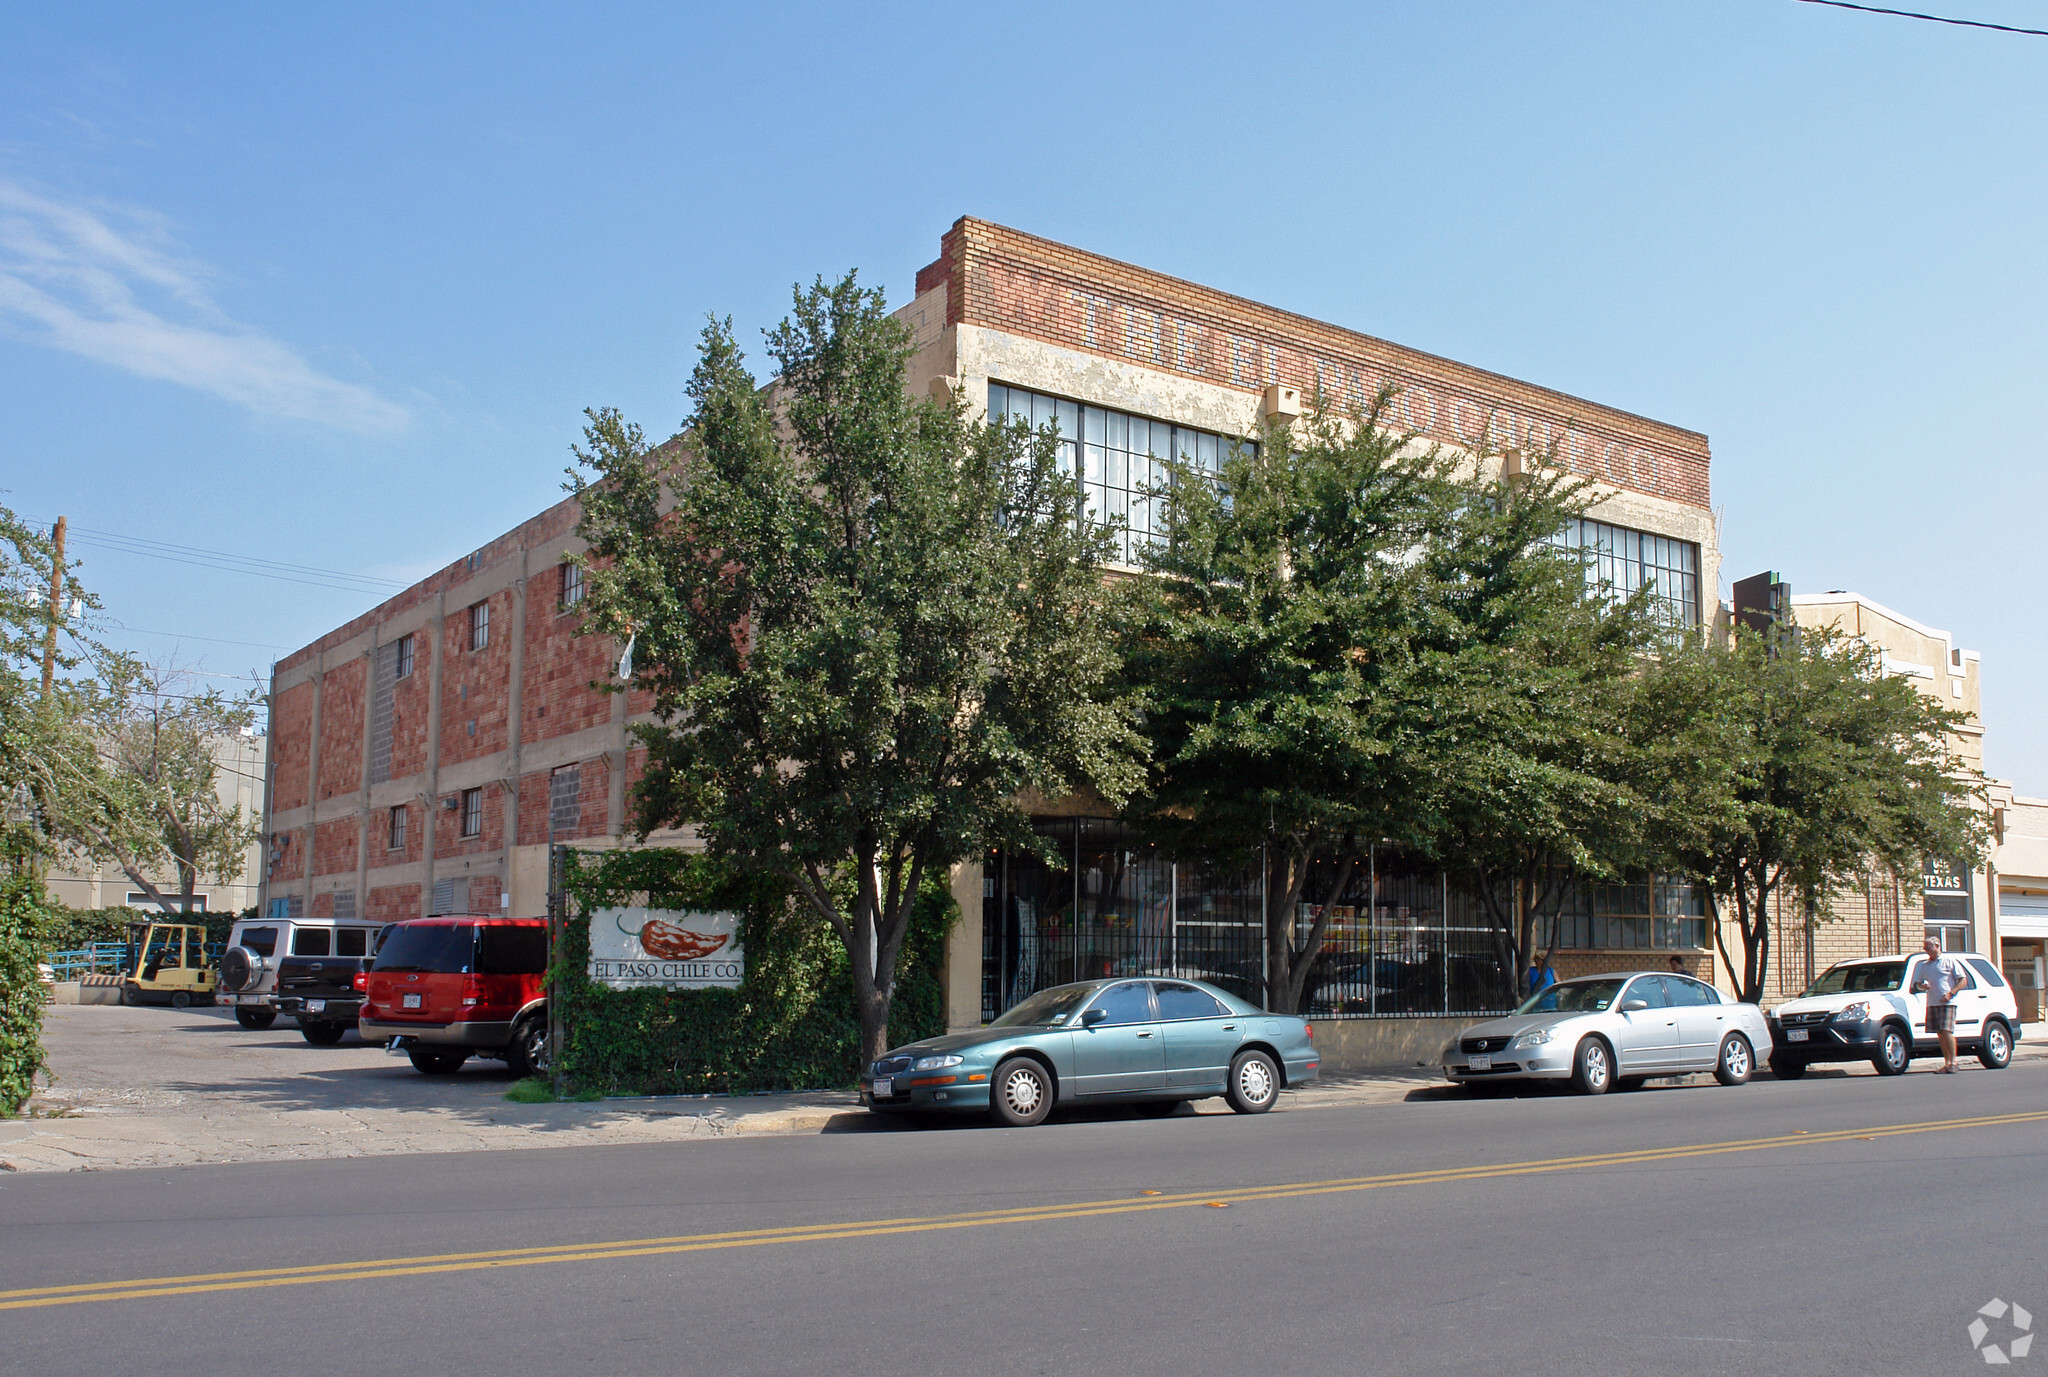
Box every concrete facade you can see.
[43,730,266,916]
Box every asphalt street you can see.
[4,1060,2045,1377]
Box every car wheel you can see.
[299,1021,346,1046]
[407,1048,468,1076]
[1714,1033,1754,1087]
[506,1017,551,1079]
[1570,1037,1612,1095]
[1873,1023,1911,1076]
[1225,1050,1280,1114]
[120,984,140,1007]
[1978,1019,2013,1070]
[1134,1099,1184,1118]
[989,1057,1053,1127]
[234,1007,277,1031]
[1769,1055,1807,1080]
[170,990,192,1009]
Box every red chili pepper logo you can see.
[639,918,729,961]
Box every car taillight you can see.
[461,974,485,1006]
[1304,1024,1313,1040]
[352,972,368,993]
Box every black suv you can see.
[273,924,394,1045]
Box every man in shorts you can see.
[1914,936,1969,1073]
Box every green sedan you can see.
[863,977,1319,1126]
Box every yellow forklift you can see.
[120,920,217,1008]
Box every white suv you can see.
[217,917,385,1031]
[1766,951,2022,1078]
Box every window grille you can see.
[986,383,1252,566]
[469,600,490,651]
[387,804,407,851]
[549,765,581,835]
[560,562,584,609]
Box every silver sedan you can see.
[1441,971,1772,1095]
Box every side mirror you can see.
[1081,1007,1109,1027]
[1622,998,1649,1013]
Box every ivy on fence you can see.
[555,849,955,1096]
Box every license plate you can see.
[402,993,422,1009]
[1468,1054,1491,1072]
[871,1078,892,1097]
[306,999,326,1013]
[1787,1029,1808,1042]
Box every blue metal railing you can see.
[43,941,225,978]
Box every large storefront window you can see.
[987,383,1252,565]
[982,819,1261,1021]
[1542,876,1710,951]
[1549,516,1700,629]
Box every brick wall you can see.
[272,681,313,812]
[369,884,419,922]
[434,783,504,861]
[315,657,365,801]
[312,817,360,879]
[269,828,305,882]
[522,575,614,744]
[920,217,1712,511]
[391,630,433,778]
[440,592,513,765]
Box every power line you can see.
[105,623,289,651]
[1793,0,2048,36]
[25,516,409,595]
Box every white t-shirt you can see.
[1917,955,1967,1006]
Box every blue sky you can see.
[2,3,2043,783]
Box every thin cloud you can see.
[0,180,408,435]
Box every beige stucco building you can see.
[1723,591,1997,1002]
[42,729,267,916]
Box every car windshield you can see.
[1516,978,1627,1015]
[989,986,1095,1028]
[1803,961,1906,996]
[371,924,476,974]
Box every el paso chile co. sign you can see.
[588,907,745,990]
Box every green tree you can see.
[1,502,98,1116]
[571,275,1140,1061]
[1642,624,1986,1003]
[44,659,264,918]
[1116,390,1453,1014]
[1415,461,1664,1004]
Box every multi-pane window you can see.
[387,804,407,851]
[1549,517,1700,629]
[395,633,414,678]
[987,383,1252,565]
[469,600,490,651]
[1542,875,1709,950]
[560,562,584,609]
[460,787,483,838]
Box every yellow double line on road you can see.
[8,1108,2044,1312]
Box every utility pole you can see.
[41,515,66,697]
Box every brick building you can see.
[258,498,681,930]
[260,217,1725,1041]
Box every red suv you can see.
[359,916,551,1076]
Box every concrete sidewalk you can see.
[4,1003,2037,1172]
